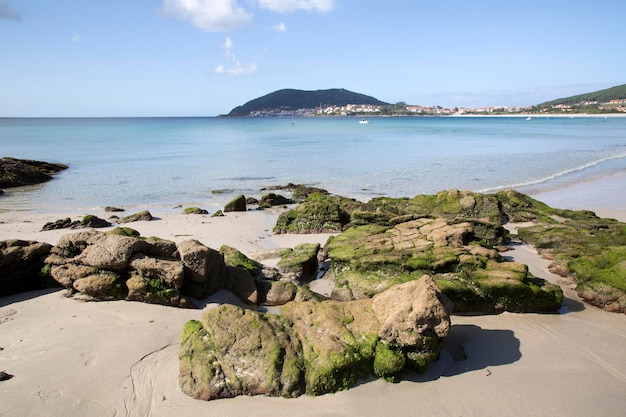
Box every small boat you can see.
[359,119,369,124]
[525,116,532,121]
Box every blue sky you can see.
[1,0,624,117]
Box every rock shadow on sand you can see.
[407,324,521,382]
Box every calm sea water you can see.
[1,116,625,213]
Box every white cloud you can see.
[71,34,80,43]
[224,36,233,51]
[0,0,21,21]
[257,0,335,13]
[160,0,252,32]
[273,22,287,32]
[215,37,257,76]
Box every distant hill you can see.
[539,84,626,106]
[227,88,389,116]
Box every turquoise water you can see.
[1,116,625,213]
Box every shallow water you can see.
[1,116,625,213]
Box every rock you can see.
[41,218,77,231]
[118,210,154,223]
[0,239,54,296]
[220,245,263,277]
[324,218,563,313]
[80,215,111,228]
[371,278,453,348]
[276,243,320,283]
[73,272,124,299]
[125,273,187,307]
[104,206,125,212]
[274,190,506,243]
[179,275,452,400]
[225,266,260,305]
[76,234,148,272]
[211,210,224,217]
[177,239,227,299]
[129,254,185,290]
[143,237,179,259]
[0,371,14,381]
[41,215,111,231]
[224,194,247,212]
[50,264,98,287]
[106,227,140,237]
[264,280,298,306]
[0,157,68,188]
[179,305,303,400]
[265,183,329,202]
[183,207,209,215]
[516,214,626,313]
[274,198,352,234]
[44,230,190,306]
[258,193,294,208]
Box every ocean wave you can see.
[476,151,626,193]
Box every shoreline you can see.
[1,168,625,247]
[1,175,626,416]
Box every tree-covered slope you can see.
[228,88,389,116]
[539,84,626,106]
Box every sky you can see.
[1,0,625,117]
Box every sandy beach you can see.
[2,178,626,417]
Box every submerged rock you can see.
[179,275,452,400]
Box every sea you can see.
[1,116,625,214]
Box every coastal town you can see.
[248,100,626,117]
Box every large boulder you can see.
[0,240,54,296]
[179,275,452,400]
[179,305,303,400]
[44,230,197,306]
[324,217,563,313]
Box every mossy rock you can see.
[81,214,111,228]
[220,245,263,276]
[325,219,562,313]
[179,305,305,400]
[0,157,68,188]
[118,210,154,223]
[179,277,451,400]
[106,226,141,237]
[183,207,209,215]
[517,216,626,312]
[276,243,320,282]
[258,193,293,208]
[373,341,405,381]
[274,198,351,234]
[224,194,246,212]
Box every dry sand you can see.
[2,177,626,417]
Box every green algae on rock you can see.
[179,276,452,400]
[324,217,563,313]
